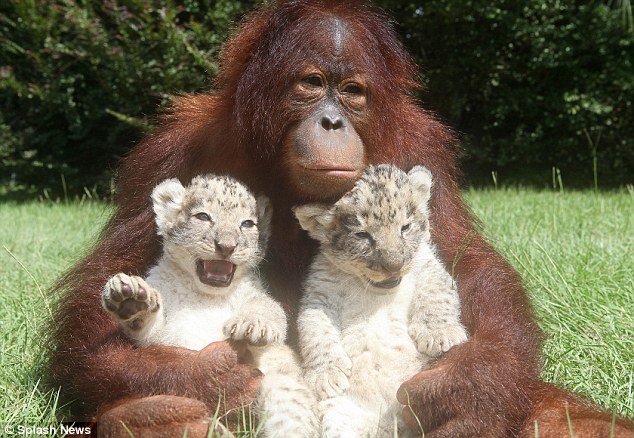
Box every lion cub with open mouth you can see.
[102,174,317,438]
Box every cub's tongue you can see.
[196,260,236,287]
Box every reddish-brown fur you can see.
[48,1,634,436]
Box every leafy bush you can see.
[1,0,632,195]
[380,0,634,187]
[0,0,255,196]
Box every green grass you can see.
[0,201,111,427]
[465,188,633,417]
[0,189,632,430]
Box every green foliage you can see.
[378,0,634,187]
[1,0,633,195]
[0,201,111,426]
[0,0,256,196]
[465,188,634,417]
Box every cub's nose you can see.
[215,242,236,259]
[381,261,404,275]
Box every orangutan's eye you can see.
[303,75,324,87]
[342,83,363,95]
[194,212,211,222]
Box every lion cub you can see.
[295,164,468,438]
[102,174,317,438]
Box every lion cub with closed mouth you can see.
[102,174,317,438]
[295,164,468,438]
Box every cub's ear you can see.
[408,166,433,206]
[293,204,333,242]
[151,178,186,236]
[256,194,273,245]
[256,194,273,224]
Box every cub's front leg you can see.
[223,292,287,347]
[223,312,285,347]
[408,261,468,357]
[409,319,468,357]
[102,273,162,342]
[298,304,352,401]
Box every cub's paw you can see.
[411,323,468,356]
[305,355,352,400]
[102,273,160,330]
[223,315,284,346]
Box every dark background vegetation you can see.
[1,0,632,197]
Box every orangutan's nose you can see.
[320,112,345,131]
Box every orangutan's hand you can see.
[396,339,531,438]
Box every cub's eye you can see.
[401,223,411,234]
[303,75,324,87]
[194,212,211,222]
[355,231,371,240]
[342,83,363,95]
[241,219,256,228]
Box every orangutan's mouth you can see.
[371,276,402,289]
[300,166,361,179]
[196,260,236,287]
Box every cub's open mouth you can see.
[371,276,402,289]
[196,260,236,287]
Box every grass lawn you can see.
[466,188,633,418]
[0,189,632,429]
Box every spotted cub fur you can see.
[295,164,468,438]
[102,174,317,438]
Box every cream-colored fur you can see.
[102,174,318,438]
[295,165,468,438]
